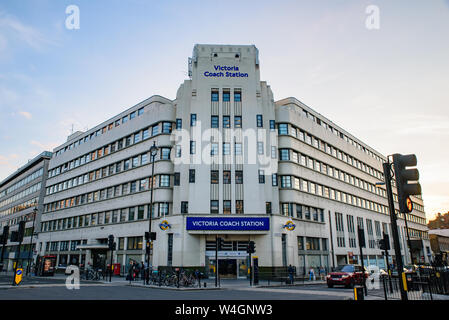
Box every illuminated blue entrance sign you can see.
[204,65,249,78]
[186,217,269,231]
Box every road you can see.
[0,274,370,300]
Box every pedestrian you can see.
[319,266,326,280]
[309,267,316,281]
[127,260,134,282]
[141,261,146,281]
[288,264,294,284]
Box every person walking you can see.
[288,264,294,284]
[127,260,134,283]
[140,261,146,281]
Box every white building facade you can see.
[34,44,429,278]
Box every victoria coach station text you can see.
[204,65,249,78]
[191,220,265,227]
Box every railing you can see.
[381,267,449,300]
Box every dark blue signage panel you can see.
[186,217,270,231]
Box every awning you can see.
[76,244,109,250]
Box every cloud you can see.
[0,11,55,52]
[19,111,32,119]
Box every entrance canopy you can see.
[77,244,109,250]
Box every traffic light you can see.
[1,226,9,245]
[217,237,225,251]
[10,231,19,243]
[108,235,114,250]
[247,241,255,254]
[392,154,421,213]
[145,232,157,241]
[357,227,366,248]
[379,233,390,251]
[17,221,25,243]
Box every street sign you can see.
[15,268,23,285]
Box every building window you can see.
[272,174,278,186]
[160,175,170,187]
[181,201,188,214]
[211,116,219,128]
[211,143,218,155]
[176,145,182,158]
[211,91,219,102]
[176,118,182,130]
[234,91,241,102]
[234,116,242,128]
[174,172,180,186]
[235,143,242,155]
[167,234,173,266]
[138,107,144,116]
[278,123,288,135]
[256,114,263,127]
[128,207,135,221]
[306,237,320,251]
[162,122,172,133]
[281,176,291,188]
[296,205,303,219]
[270,120,275,131]
[279,149,289,161]
[257,142,264,155]
[259,170,265,184]
[223,200,231,214]
[211,200,219,214]
[190,141,196,154]
[223,143,230,155]
[266,202,272,214]
[127,236,142,250]
[223,116,231,128]
[159,203,169,216]
[191,114,197,126]
[236,200,244,214]
[211,170,219,184]
[235,171,243,184]
[223,171,231,184]
[189,169,195,183]
[223,91,230,102]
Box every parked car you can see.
[326,265,368,288]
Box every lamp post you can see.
[26,207,37,276]
[146,142,158,283]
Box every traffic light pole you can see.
[11,237,23,286]
[26,208,37,276]
[383,161,407,301]
[357,227,367,296]
[109,245,114,282]
[215,235,218,288]
[403,213,414,265]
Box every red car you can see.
[326,264,368,288]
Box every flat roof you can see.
[0,151,52,189]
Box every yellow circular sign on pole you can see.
[406,197,413,212]
[15,268,23,285]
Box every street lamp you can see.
[26,207,37,276]
[146,141,158,284]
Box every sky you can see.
[0,0,448,221]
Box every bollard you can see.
[204,282,207,288]
[354,286,364,300]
